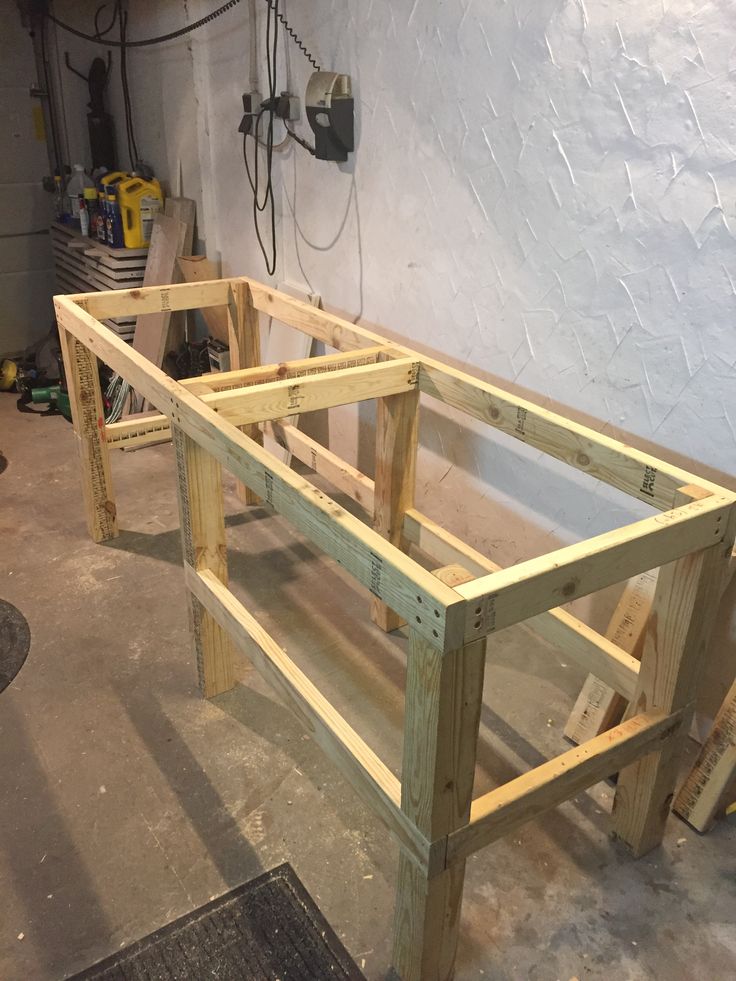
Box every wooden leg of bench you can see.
[228,280,263,505]
[59,327,118,543]
[611,493,735,856]
[371,387,419,632]
[173,426,235,698]
[392,565,485,981]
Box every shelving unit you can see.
[51,221,148,341]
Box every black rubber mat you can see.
[68,863,366,980]
[0,600,30,693]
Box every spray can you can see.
[96,189,107,242]
[106,188,124,248]
[82,186,97,235]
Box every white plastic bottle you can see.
[79,199,90,236]
[66,164,96,224]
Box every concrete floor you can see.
[1,393,735,981]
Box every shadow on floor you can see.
[113,680,264,890]
[0,699,113,976]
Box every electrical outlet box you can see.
[238,91,261,135]
[276,92,300,122]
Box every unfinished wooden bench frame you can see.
[55,278,736,981]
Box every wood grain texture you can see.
[674,677,736,831]
[105,346,391,450]
[392,565,485,981]
[457,494,733,643]
[372,386,420,632]
[564,569,658,744]
[132,213,190,369]
[58,327,118,543]
[447,710,682,866]
[55,295,464,651]
[177,255,229,342]
[172,427,234,698]
[611,490,736,856]
[228,281,263,504]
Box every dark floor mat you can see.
[67,863,365,981]
[0,599,30,693]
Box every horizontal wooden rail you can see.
[240,278,724,510]
[71,277,728,512]
[204,357,418,426]
[456,493,733,643]
[55,294,465,650]
[187,565,436,872]
[416,362,717,512]
[70,278,234,319]
[445,710,683,867]
[188,344,393,392]
[268,421,640,699]
[106,346,396,450]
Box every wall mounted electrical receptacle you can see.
[238,91,261,135]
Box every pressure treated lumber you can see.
[456,494,733,643]
[238,278,726,508]
[186,565,434,873]
[173,427,234,697]
[674,678,736,831]
[564,569,658,744]
[372,385,420,632]
[56,277,736,981]
[446,710,682,866]
[611,490,736,856]
[58,327,118,542]
[105,346,392,450]
[393,565,486,981]
[227,281,262,504]
[270,422,641,700]
[55,294,465,652]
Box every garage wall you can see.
[0,0,55,356]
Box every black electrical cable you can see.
[38,14,65,183]
[46,0,320,70]
[93,3,118,40]
[118,5,140,168]
[245,0,279,276]
[285,125,315,156]
[266,1,320,72]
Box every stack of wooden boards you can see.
[51,221,147,340]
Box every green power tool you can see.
[17,382,73,421]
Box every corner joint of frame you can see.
[425,834,450,879]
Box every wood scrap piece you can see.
[163,198,196,355]
[674,678,736,831]
[132,212,190,368]
[564,569,658,744]
[177,255,229,343]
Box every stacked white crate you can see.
[51,221,148,341]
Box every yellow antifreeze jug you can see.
[99,171,130,191]
[118,177,164,248]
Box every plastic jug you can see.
[118,177,164,248]
[66,164,95,222]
